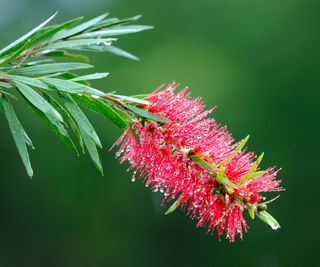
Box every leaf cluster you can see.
[0,12,153,177]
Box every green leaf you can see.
[222,135,250,164]
[128,105,169,123]
[71,72,109,81]
[0,81,13,89]
[41,77,105,96]
[190,155,214,170]
[221,177,236,189]
[21,59,55,66]
[61,95,101,147]
[256,210,281,230]
[67,44,110,53]
[21,93,79,156]
[15,81,63,123]
[0,12,57,58]
[31,17,83,45]
[42,92,84,153]
[235,135,250,152]
[76,25,153,38]
[22,127,34,149]
[41,50,89,62]
[216,165,225,183]
[240,153,265,184]
[0,39,31,66]
[129,94,149,100]
[113,105,132,121]
[87,15,142,32]
[5,75,50,90]
[1,94,33,177]
[259,195,280,206]
[248,170,265,179]
[0,94,3,111]
[72,94,128,129]
[128,121,140,143]
[112,94,149,105]
[51,13,109,41]
[248,206,255,219]
[250,153,264,172]
[165,198,182,215]
[2,95,35,149]
[56,73,92,86]
[80,130,103,175]
[45,38,114,50]
[11,62,93,76]
[61,94,103,174]
[104,45,139,61]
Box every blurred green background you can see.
[0,0,319,266]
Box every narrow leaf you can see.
[15,81,63,123]
[240,153,265,184]
[259,195,280,206]
[113,94,149,105]
[0,94,3,111]
[22,127,34,149]
[128,105,169,123]
[41,50,89,62]
[41,77,105,96]
[216,165,225,184]
[5,75,50,90]
[76,25,153,38]
[81,129,103,175]
[0,82,13,89]
[72,94,128,129]
[22,94,79,155]
[61,95,101,147]
[0,39,31,66]
[52,13,109,41]
[11,62,92,76]
[256,210,281,230]
[235,135,250,152]
[31,17,84,45]
[190,155,214,170]
[61,94,103,174]
[249,153,264,173]
[42,92,84,152]
[129,94,149,99]
[1,95,33,177]
[71,72,109,81]
[248,206,255,219]
[45,38,114,50]
[128,121,140,143]
[21,59,55,66]
[87,15,142,32]
[104,45,139,60]
[0,12,57,57]
[165,198,182,215]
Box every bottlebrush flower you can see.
[114,83,283,242]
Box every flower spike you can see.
[114,83,283,242]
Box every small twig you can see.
[0,76,11,83]
[13,49,37,62]
[103,94,129,110]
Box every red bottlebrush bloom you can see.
[114,83,283,242]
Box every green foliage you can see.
[0,12,153,177]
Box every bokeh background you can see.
[0,0,319,266]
